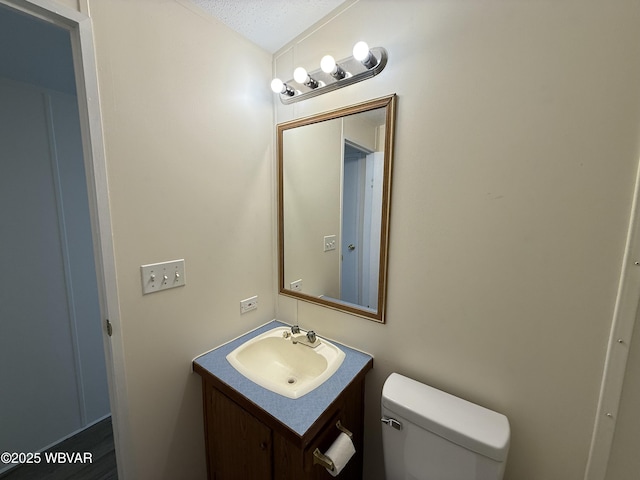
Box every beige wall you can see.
[85,1,274,478]
[275,1,640,479]
[283,119,342,298]
[343,113,377,151]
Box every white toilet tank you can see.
[381,373,510,480]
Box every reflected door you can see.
[341,144,366,304]
[341,143,382,310]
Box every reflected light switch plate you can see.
[324,235,337,252]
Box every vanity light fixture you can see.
[270,78,295,97]
[293,67,319,89]
[270,41,388,105]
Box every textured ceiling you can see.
[189,0,349,53]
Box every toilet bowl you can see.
[381,373,510,480]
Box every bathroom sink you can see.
[226,327,346,399]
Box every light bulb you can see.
[353,41,370,61]
[320,55,346,80]
[353,40,377,69]
[320,55,336,74]
[293,67,308,84]
[293,66,319,89]
[270,78,294,96]
[270,78,284,93]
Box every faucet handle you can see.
[306,331,317,343]
[291,325,300,334]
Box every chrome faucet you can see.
[287,325,320,348]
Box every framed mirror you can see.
[277,94,397,322]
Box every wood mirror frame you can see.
[277,94,397,322]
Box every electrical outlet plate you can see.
[324,235,337,252]
[141,259,186,294]
[240,295,258,314]
[290,279,302,292]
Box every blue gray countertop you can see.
[193,320,373,437]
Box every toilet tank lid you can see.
[382,373,510,462]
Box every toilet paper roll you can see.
[324,432,356,477]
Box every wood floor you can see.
[0,417,117,480]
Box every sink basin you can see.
[226,327,346,399]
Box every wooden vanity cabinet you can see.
[196,363,371,480]
[206,385,272,480]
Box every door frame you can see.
[0,1,131,478]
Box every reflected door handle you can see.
[348,244,356,251]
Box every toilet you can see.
[381,373,510,480]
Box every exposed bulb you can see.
[270,78,284,93]
[293,67,308,84]
[352,41,370,61]
[320,55,336,74]
[293,66,319,89]
[353,41,376,69]
[320,55,346,79]
[270,78,294,96]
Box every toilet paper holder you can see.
[312,420,353,472]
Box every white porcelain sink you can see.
[226,327,346,399]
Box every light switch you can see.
[324,235,337,252]
[141,259,186,294]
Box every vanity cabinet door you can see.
[206,383,272,480]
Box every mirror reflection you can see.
[278,95,396,322]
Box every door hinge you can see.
[106,318,113,337]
